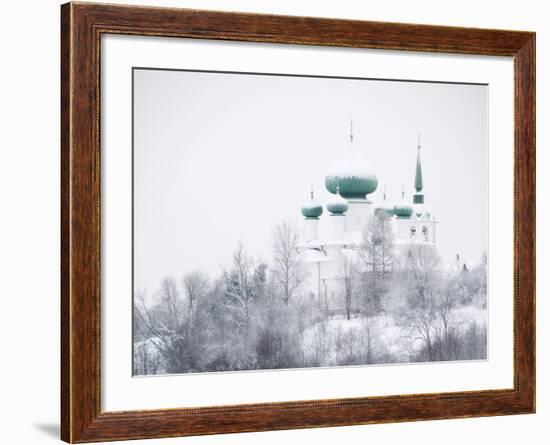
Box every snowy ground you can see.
[301,304,487,366]
[134,304,487,374]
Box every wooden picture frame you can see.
[61,2,535,442]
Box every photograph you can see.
[132,68,489,376]
[42,0,538,442]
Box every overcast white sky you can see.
[133,68,487,294]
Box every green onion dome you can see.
[374,202,394,218]
[374,189,394,217]
[301,191,323,218]
[325,152,378,199]
[327,186,349,215]
[393,191,413,218]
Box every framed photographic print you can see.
[61,2,535,442]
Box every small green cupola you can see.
[374,186,394,218]
[301,190,323,219]
[393,187,413,218]
[327,185,349,215]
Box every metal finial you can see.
[383,185,387,201]
[417,133,421,148]
[401,185,405,199]
[310,188,314,200]
[349,119,354,143]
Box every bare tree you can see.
[271,220,304,305]
[360,213,395,277]
[400,299,487,362]
[153,277,183,334]
[131,219,486,373]
[272,220,304,305]
[398,298,439,361]
[398,251,488,362]
[182,270,209,316]
[396,245,443,361]
[404,245,441,306]
[359,213,395,312]
[223,243,256,332]
[203,278,232,371]
[133,290,163,375]
[339,251,359,320]
[134,278,189,373]
[133,336,162,375]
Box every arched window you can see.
[410,226,416,238]
[422,225,429,241]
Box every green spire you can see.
[415,134,423,193]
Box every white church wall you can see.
[344,200,373,232]
[328,214,346,240]
[303,218,320,242]
[394,216,437,245]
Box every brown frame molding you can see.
[61,2,536,442]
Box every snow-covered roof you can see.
[325,150,376,179]
[297,239,323,249]
[325,148,378,198]
[299,248,330,263]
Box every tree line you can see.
[133,214,487,375]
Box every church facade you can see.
[297,125,438,303]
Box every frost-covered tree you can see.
[133,335,162,376]
[134,278,189,373]
[252,262,268,301]
[455,251,488,306]
[404,245,441,307]
[271,220,304,306]
[132,217,488,374]
[202,278,232,371]
[133,290,163,375]
[339,251,359,320]
[398,297,439,361]
[180,271,211,369]
[222,245,272,369]
[398,248,487,362]
[223,243,257,332]
[359,213,395,312]
[182,270,209,316]
[133,274,216,374]
[360,213,395,277]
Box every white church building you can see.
[297,123,438,302]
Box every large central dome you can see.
[325,149,378,199]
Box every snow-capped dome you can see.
[301,191,323,218]
[327,187,349,215]
[325,122,378,199]
[325,152,378,199]
[374,189,394,217]
[374,203,394,218]
[393,192,413,218]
